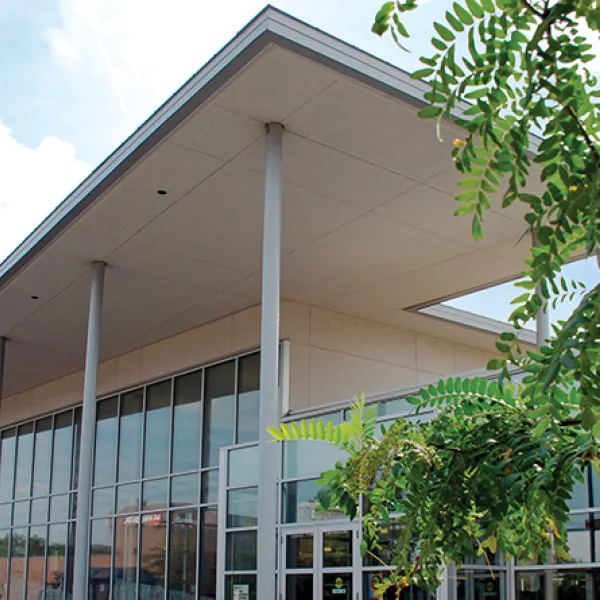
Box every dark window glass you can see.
[286,534,313,569]
[142,478,168,511]
[27,525,46,600]
[200,507,218,600]
[144,381,171,478]
[0,429,16,502]
[227,488,258,528]
[32,418,52,497]
[226,574,257,600]
[323,573,352,600]
[113,516,138,597]
[457,569,505,600]
[66,522,76,597]
[322,531,352,568]
[9,528,27,600]
[50,495,69,523]
[116,484,139,515]
[364,573,434,600]
[237,354,260,444]
[172,474,199,507]
[201,470,219,505]
[89,518,113,599]
[72,408,81,490]
[173,372,202,473]
[14,423,34,499]
[139,511,167,597]
[287,574,313,600]
[226,530,257,571]
[203,361,235,467]
[94,397,118,487]
[92,488,114,518]
[118,390,143,482]
[51,412,73,494]
[46,523,68,597]
[168,509,198,598]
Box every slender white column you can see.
[257,123,283,600]
[73,261,106,599]
[532,233,550,346]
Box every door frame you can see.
[280,521,362,600]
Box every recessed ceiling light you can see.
[30,295,39,300]
[157,189,167,196]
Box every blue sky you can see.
[0,0,598,325]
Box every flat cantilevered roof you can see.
[0,6,535,397]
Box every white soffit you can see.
[0,8,530,398]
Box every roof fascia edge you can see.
[0,8,276,291]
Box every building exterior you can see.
[0,6,596,600]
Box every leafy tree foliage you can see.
[271,0,600,593]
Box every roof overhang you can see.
[0,6,537,398]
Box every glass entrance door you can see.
[283,524,360,600]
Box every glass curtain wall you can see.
[0,350,260,600]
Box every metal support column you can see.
[73,261,106,600]
[257,122,283,600]
[0,336,6,403]
[532,233,550,346]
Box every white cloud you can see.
[0,122,90,260]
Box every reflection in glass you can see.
[46,523,67,597]
[284,413,344,480]
[322,531,352,568]
[363,573,434,600]
[226,530,257,571]
[72,408,81,491]
[200,507,218,600]
[116,484,140,515]
[226,574,256,600]
[144,381,171,478]
[66,522,76,598]
[227,488,258,528]
[203,361,235,467]
[286,534,313,568]
[51,412,73,494]
[118,390,143,482]
[569,472,589,510]
[94,397,118,487]
[15,423,34,499]
[173,372,202,473]
[143,478,169,510]
[89,519,112,600]
[172,474,199,507]
[30,498,47,525]
[32,418,52,497]
[228,446,259,488]
[515,570,600,600]
[12,501,29,527]
[49,495,69,523]
[168,509,197,598]
[113,516,138,597]
[139,511,166,597]
[92,488,114,518]
[282,480,345,524]
[237,354,260,444]
[0,530,9,593]
[9,528,26,600]
[0,504,10,528]
[0,429,16,502]
[201,470,219,505]
[27,526,46,600]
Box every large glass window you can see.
[51,412,73,494]
[89,518,112,599]
[168,508,197,598]
[203,361,235,468]
[113,516,137,597]
[144,381,171,478]
[9,527,26,600]
[27,525,46,600]
[139,511,167,597]
[94,397,118,487]
[200,507,218,600]
[46,523,67,597]
[14,424,34,499]
[32,418,52,497]
[237,354,260,444]
[0,429,16,502]
[172,372,202,473]
[118,390,143,483]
